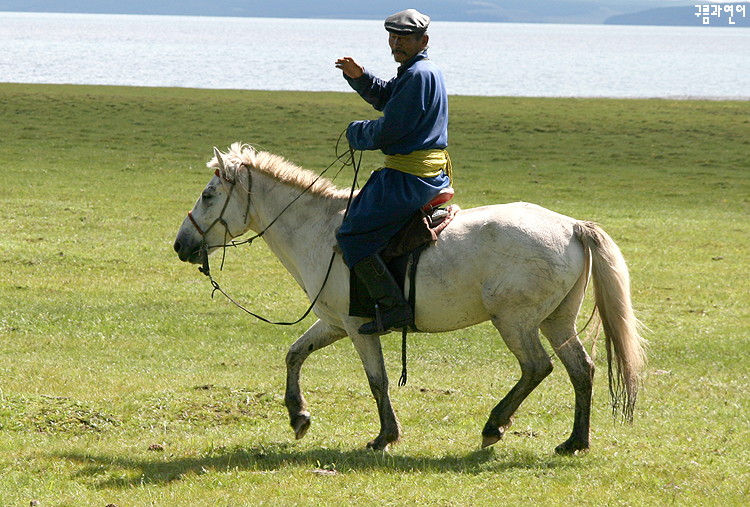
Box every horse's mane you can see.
[209,142,351,200]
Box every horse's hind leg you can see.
[285,319,347,440]
[540,296,595,454]
[482,321,553,448]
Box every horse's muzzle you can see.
[173,237,203,264]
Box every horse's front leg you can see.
[349,330,401,451]
[285,319,347,440]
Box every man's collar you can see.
[397,51,428,76]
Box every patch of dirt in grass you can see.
[0,385,277,435]
[0,395,121,434]
[133,385,278,429]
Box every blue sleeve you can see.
[344,70,393,112]
[346,71,426,152]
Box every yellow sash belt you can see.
[382,149,452,181]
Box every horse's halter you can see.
[186,167,252,249]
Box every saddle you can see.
[349,188,459,319]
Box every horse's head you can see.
[174,146,253,264]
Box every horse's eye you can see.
[202,182,221,201]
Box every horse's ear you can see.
[213,147,225,173]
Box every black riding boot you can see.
[353,253,413,335]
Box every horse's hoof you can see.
[366,442,390,451]
[291,412,311,440]
[481,426,504,448]
[366,441,389,452]
[481,434,501,448]
[554,438,589,455]
[366,436,393,451]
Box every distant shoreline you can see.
[3,3,750,27]
[1,82,748,101]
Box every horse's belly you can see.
[414,290,489,332]
[412,250,495,332]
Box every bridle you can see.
[184,141,361,326]
[187,167,252,245]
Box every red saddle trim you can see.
[422,187,454,211]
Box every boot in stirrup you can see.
[353,253,413,335]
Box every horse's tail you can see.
[575,221,647,422]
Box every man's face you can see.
[388,32,427,63]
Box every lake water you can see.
[1,12,748,99]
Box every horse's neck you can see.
[252,175,345,288]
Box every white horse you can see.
[174,143,646,454]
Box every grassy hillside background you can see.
[0,84,748,505]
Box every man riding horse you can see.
[335,9,452,335]
[175,11,645,453]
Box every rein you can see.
[190,138,361,326]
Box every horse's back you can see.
[413,202,586,332]
[432,202,580,264]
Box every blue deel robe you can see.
[336,52,451,268]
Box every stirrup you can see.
[358,303,412,335]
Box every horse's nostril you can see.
[173,240,181,253]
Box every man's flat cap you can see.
[384,9,430,35]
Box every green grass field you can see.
[1,83,748,505]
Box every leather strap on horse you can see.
[399,328,408,387]
[200,245,337,326]
[398,243,427,387]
